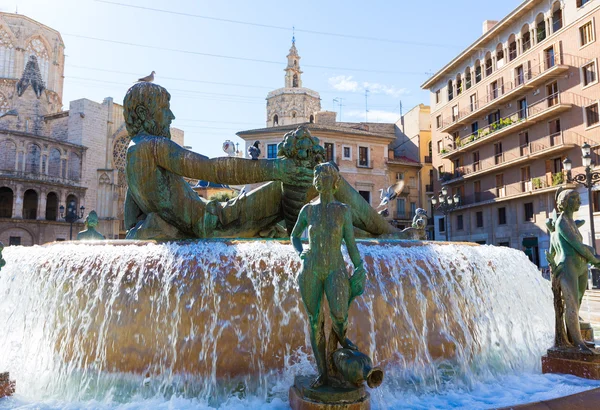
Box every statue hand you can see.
[275,158,313,186]
[350,264,367,298]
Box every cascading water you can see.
[0,240,598,409]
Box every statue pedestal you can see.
[0,372,15,398]
[542,347,600,380]
[289,375,370,410]
[581,322,595,343]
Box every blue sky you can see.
[6,0,522,158]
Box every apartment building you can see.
[422,0,600,267]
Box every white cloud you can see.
[328,76,410,98]
[328,75,359,92]
[345,109,400,123]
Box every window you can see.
[518,98,527,120]
[520,132,530,155]
[410,202,417,217]
[578,0,592,8]
[474,180,481,202]
[470,94,477,112]
[309,115,314,123]
[358,190,371,204]
[439,217,445,232]
[496,174,504,196]
[524,202,534,221]
[537,19,546,43]
[521,166,531,191]
[498,207,507,225]
[448,80,454,101]
[273,114,278,125]
[457,214,464,230]
[435,90,441,104]
[476,211,483,228]
[509,40,517,61]
[396,172,404,181]
[473,151,480,172]
[545,47,555,69]
[586,103,600,127]
[490,80,499,99]
[582,61,597,86]
[471,121,479,134]
[397,198,406,217]
[9,236,20,246]
[522,31,531,53]
[436,115,442,129]
[437,141,442,153]
[456,76,463,95]
[475,62,482,83]
[324,142,334,162]
[267,144,277,159]
[358,146,369,166]
[553,7,563,33]
[488,110,500,126]
[485,57,493,76]
[515,65,524,85]
[580,21,594,47]
[452,105,459,122]
[547,81,559,107]
[465,69,472,89]
[343,146,351,159]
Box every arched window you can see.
[292,73,298,87]
[484,51,493,76]
[0,140,16,171]
[68,152,81,181]
[294,60,297,66]
[0,27,15,79]
[552,2,563,33]
[273,114,279,125]
[447,79,454,101]
[0,92,9,116]
[0,187,13,218]
[456,73,463,95]
[508,34,517,61]
[496,43,505,68]
[522,24,531,52]
[45,192,58,221]
[48,148,61,177]
[25,144,41,174]
[474,60,482,83]
[292,111,297,119]
[465,67,472,89]
[25,37,49,85]
[23,189,38,220]
[309,115,314,123]
[536,13,546,43]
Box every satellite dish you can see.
[222,140,236,156]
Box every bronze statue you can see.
[76,211,106,241]
[122,82,424,240]
[546,188,600,352]
[291,163,382,390]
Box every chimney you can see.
[315,111,337,125]
[482,20,498,35]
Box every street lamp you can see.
[431,187,461,241]
[59,200,85,240]
[563,142,600,253]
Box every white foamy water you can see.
[0,240,597,409]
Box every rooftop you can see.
[237,122,396,140]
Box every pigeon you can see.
[378,180,405,208]
[137,71,155,83]
[248,141,261,160]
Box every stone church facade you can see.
[0,12,184,245]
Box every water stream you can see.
[0,240,598,409]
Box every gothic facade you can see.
[0,12,184,245]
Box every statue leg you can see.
[578,271,588,308]
[560,274,591,351]
[299,270,327,387]
[325,269,357,351]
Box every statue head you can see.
[313,162,340,193]
[123,83,175,139]
[277,126,325,168]
[556,189,581,213]
[85,210,99,229]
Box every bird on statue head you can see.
[248,141,261,160]
[137,71,155,83]
[378,180,405,208]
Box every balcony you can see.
[0,169,83,187]
[425,184,434,193]
[457,180,575,210]
[438,52,573,134]
[424,155,432,164]
[440,91,575,159]
[395,212,415,220]
[442,131,583,185]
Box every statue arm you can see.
[154,139,311,185]
[291,205,308,256]
[557,218,600,263]
[124,189,144,231]
[334,177,400,235]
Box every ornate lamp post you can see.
[59,200,85,240]
[563,142,600,253]
[430,186,461,241]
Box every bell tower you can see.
[265,38,321,128]
[284,37,302,88]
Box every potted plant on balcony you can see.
[441,148,447,154]
[552,172,564,186]
[532,177,542,189]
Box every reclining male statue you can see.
[123,82,424,240]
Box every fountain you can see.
[1,83,599,409]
